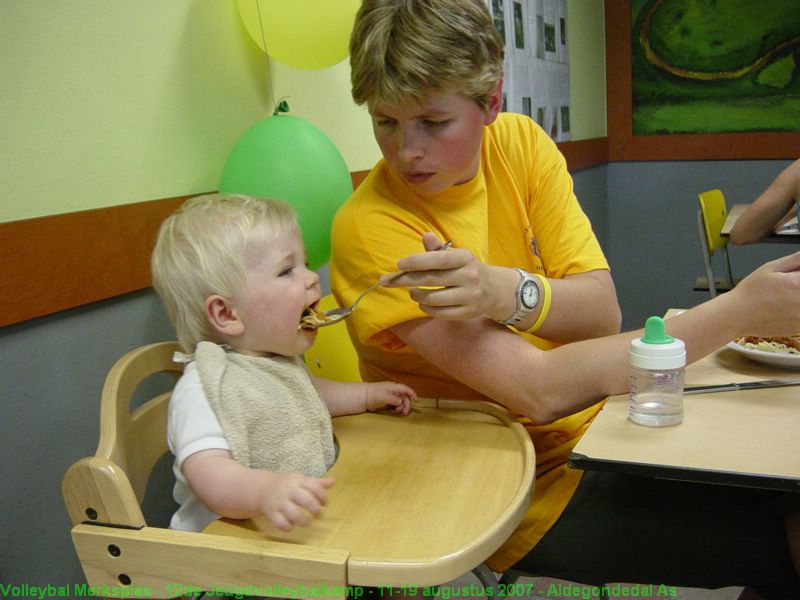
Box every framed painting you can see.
[606,0,800,160]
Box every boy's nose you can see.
[397,127,423,162]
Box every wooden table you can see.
[205,398,535,588]
[569,340,800,491]
[721,203,799,243]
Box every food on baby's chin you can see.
[735,335,800,355]
[298,306,333,330]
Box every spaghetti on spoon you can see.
[299,240,455,329]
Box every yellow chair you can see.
[694,189,739,297]
[303,294,361,382]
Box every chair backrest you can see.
[303,295,361,382]
[698,189,729,256]
[62,341,183,528]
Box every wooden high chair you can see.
[63,336,534,597]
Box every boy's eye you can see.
[279,266,294,277]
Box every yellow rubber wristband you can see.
[521,274,551,334]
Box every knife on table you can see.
[684,380,800,395]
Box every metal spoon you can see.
[310,240,454,328]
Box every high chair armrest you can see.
[62,456,145,528]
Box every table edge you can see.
[567,452,800,492]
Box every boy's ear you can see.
[484,79,503,125]
[205,295,245,337]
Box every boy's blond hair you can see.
[151,193,299,353]
[349,0,504,109]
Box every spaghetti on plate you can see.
[735,335,800,355]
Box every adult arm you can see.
[390,251,800,424]
[729,159,800,245]
[544,270,621,341]
[390,233,621,342]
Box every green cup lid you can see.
[640,316,674,344]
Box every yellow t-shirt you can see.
[330,112,608,571]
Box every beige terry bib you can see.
[193,342,335,476]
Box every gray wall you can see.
[1,291,177,593]
[0,159,794,591]
[606,160,793,331]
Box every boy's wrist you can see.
[494,267,545,327]
[487,266,520,322]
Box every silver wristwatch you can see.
[497,268,540,327]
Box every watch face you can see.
[520,279,538,309]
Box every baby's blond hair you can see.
[151,193,299,352]
[350,0,504,109]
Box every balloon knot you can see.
[273,100,290,115]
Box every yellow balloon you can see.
[236,0,360,70]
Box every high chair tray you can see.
[205,398,534,587]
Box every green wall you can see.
[0,1,267,222]
[1,0,606,223]
[568,0,607,140]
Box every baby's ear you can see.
[205,295,244,337]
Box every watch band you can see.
[497,268,539,326]
[522,274,551,333]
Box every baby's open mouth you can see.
[299,303,332,330]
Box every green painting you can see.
[631,0,800,135]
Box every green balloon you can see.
[219,114,352,270]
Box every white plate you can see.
[776,215,799,235]
[726,341,800,369]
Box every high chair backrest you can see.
[698,189,729,256]
[62,341,183,528]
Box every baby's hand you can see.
[366,382,416,415]
[259,472,335,531]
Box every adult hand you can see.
[729,158,800,245]
[726,252,800,337]
[386,232,517,321]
